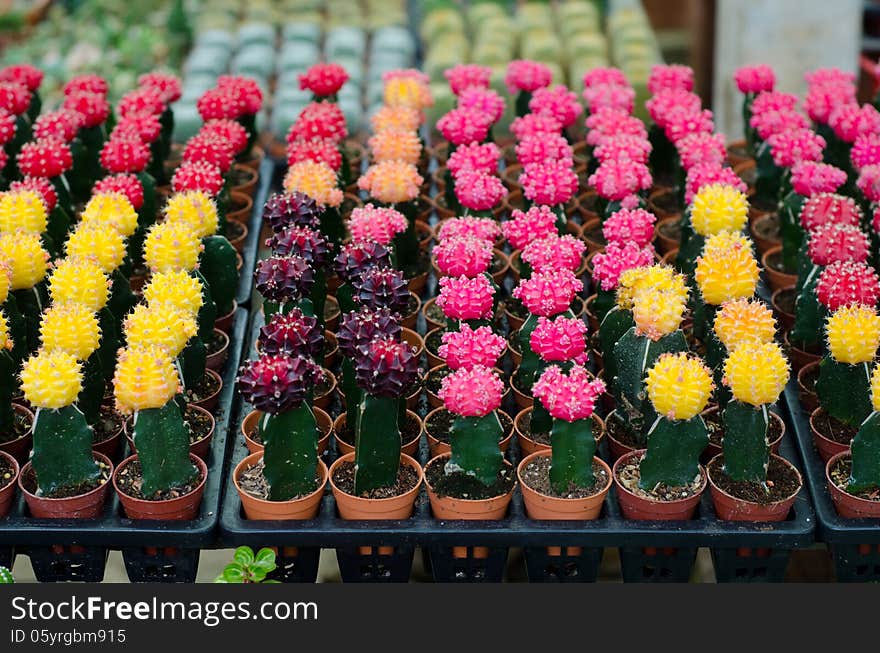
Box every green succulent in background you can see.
[0,566,13,584]
[214,547,280,584]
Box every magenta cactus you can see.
[515,134,574,168]
[520,160,579,206]
[593,134,652,165]
[734,65,776,94]
[767,128,826,168]
[851,133,880,171]
[445,63,492,95]
[583,67,629,89]
[502,205,558,250]
[685,163,748,204]
[663,108,714,145]
[603,208,657,248]
[354,337,419,398]
[857,164,880,203]
[172,160,225,196]
[436,275,495,323]
[521,234,586,273]
[582,83,636,115]
[816,260,880,311]
[646,90,701,128]
[790,161,848,197]
[808,223,871,266]
[512,269,583,317]
[439,324,506,370]
[510,112,562,140]
[446,141,502,177]
[454,168,507,212]
[530,315,589,364]
[337,307,402,358]
[458,87,505,124]
[258,309,323,359]
[263,191,322,232]
[588,159,652,202]
[436,216,501,244]
[533,365,605,423]
[434,236,493,277]
[648,64,694,94]
[439,365,504,417]
[347,204,408,246]
[436,107,493,146]
[592,242,656,292]
[799,193,862,231]
[676,132,726,171]
[237,354,321,414]
[528,85,582,128]
[505,60,553,95]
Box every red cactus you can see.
[816,260,880,311]
[117,87,166,117]
[298,63,350,97]
[807,223,870,266]
[93,174,144,210]
[100,137,151,174]
[799,193,862,231]
[258,309,323,359]
[62,91,109,128]
[172,160,224,196]
[17,137,72,178]
[0,64,43,92]
[354,337,419,398]
[237,354,320,414]
[33,109,82,142]
[182,133,234,173]
[200,119,248,156]
[63,74,108,96]
[0,81,30,115]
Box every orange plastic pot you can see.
[424,453,515,521]
[234,452,327,520]
[0,450,20,518]
[826,451,880,518]
[331,411,421,458]
[518,451,612,520]
[241,407,332,456]
[612,450,706,521]
[0,403,34,464]
[328,452,423,520]
[20,452,113,519]
[113,454,207,521]
[810,407,850,462]
[707,453,801,521]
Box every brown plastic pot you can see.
[797,361,820,414]
[401,327,425,361]
[421,297,446,331]
[332,411,421,458]
[518,451,612,520]
[324,296,341,332]
[225,220,249,254]
[313,368,337,412]
[402,292,421,330]
[707,453,801,521]
[234,452,327,520]
[230,163,258,198]
[189,368,223,412]
[19,452,113,519]
[810,407,851,462]
[113,453,207,520]
[425,453,516,521]
[242,407,332,456]
[205,328,230,372]
[328,452,423,520]
[701,406,785,460]
[654,216,681,255]
[770,286,796,332]
[826,451,880,518]
[214,300,238,334]
[0,403,34,464]
[91,410,124,460]
[726,139,752,168]
[648,187,681,220]
[424,407,513,458]
[783,330,821,372]
[750,213,781,257]
[515,407,605,457]
[0,450,20,518]
[761,246,797,292]
[324,331,340,368]
[236,145,265,174]
[612,449,706,521]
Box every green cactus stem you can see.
[598,305,634,389]
[259,403,318,500]
[11,286,44,356]
[77,354,104,427]
[341,357,362,430]
[722,401,770,484]
[336,282,355,314]
[779,191,806,274]
[848,411,880,493]
[788,271,825,351]
[517,313,541,391]
[550,418,597,492]
[816,357,873,428]
[310,268,327,332]
[675,231,704,281]
[742,95,757,157]
[354,395,401,494]
[320,206,345,252]
[3,295,27,365]
[237,113,258,154]
[179,337,206,390]
[3,114,31,180]
[0,348,16,434]
[705,330,732,409]
[639,414,708,490]
[199,235,238,317]
[392,201,421,277]
[444,167,460,215]
[449,411,504,487]
[132,401,198,497]
[45,205,70,257]
[31,405,101,497]
[648,124,677,183]
[612,326,688,438]
[753,143,782,206]
[194,270,218,341]
[515,90,532,118]
[591,289,616,325]
[70,125,106,203]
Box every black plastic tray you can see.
[0,307,248,582]
[784,380,880,581]
[235,156,274,308]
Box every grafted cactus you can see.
[0,231,49,358]
[676,184,749,279]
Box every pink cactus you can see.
[529,315,588,364]
[647,64,694,94]
[298,62,350,97]
[589,159,652,201]
[800,193,863,231]
[532,366,606,422]
[676,132,727,171]
[521,234,585,273]
[685,163,748,205]
[804,82,857,124]
[529,85,583,128]
[585,107,648,146]
[603,208,657,248]
[664,108,714,145]
[646,90,702,128]
[445,64,492,95]
[851,133,880,171]
[750,109,809,141]
[434,236,494,277]
[829,103,880,144]
[438,365,504,417]
[582,83,635,115]
[808,223,871,266]
[734,65,776,94]
[447,141,501,177]
[436,275,495,321]
[287,101,348,143]
[436,216,501,244]
[512,269,583,317]
[767,128,826,168]
[751,91,799,115]
[582,67,628,89]
[347,204,408,246]
[436,107,493,146]
[510,112,563,140]
[438,324,506,370]
[790,161,847,197]
[458,87,505,123]
[502,205,558,250]
[515,134,574,168]
[816,260,880,311]
[505,60,553,94]
[593,134,652,165]
[286,137,343,171]
[454,168,507,212]
[520,160,579,206]
[858,164,880,203]
[592,241,656,291]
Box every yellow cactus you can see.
[123,303,197,357]
[0,232,49,290]
[20,349,83,409]
[695,232,759,305]
[826,305,880,364]
[632,286,687,340]
[65,224,126,274]
[143,220,202,273]
[616,264,687,310]
[383,77,433,111]
[723,341,790,406]
[47,258,110,312]
[39,303,101,361]
[646,352,713,421]
[164,191,219,238]
[113,345,180,413]
[80,192,138,237]
[0,261,10,305]
[0,189,48,234]
[713,298,777,351]
[143,270,204,316]
[0,310,11,351]
[871,364,880,412]
[690,183,749,237]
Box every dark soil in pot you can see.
[752,213,780,240]
[424,300,447,328]
[93,405,123,445]
[238,458,322,501]
[705,408,783,449]
[751,196,777,214]
[185,372,221,404]
[315,369,334,399]
[425,366,451,396]
[516,410,550,445]
[707,456,800,504]
[424,455,515,500]
[335,412,420,448]
[224,219,245,242]
[0,410,30,444]
[774,286,796,315]
[425,330,443,359]
[800,365,818,394]
[205,330,227,357]
[615,455,703,501]
[829,456,880,501]
[520,456,608,499]
[607,412,645,450]
[115,459,204,501]
[764,248,789,274]
[650,189,680,216]
[125,406,213,446]
[504,297,529,321]
[0,455,15,489]
[229,166,255,188]
[813,410,858,445]
[21,460,111,499]
[331,460,420,499]
[658,218,681,242]
[426,409,512,443]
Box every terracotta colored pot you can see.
[810,407,851,462]
[234,452,327,520]
[214,300,238,334]
[424,407,513,458]
[125,404,216,461]
[612,450,706,521]
[324,296,341,331]
[654,216,681,255]
[242,407,332,456]
[329,452,423,520]
[576,191,600,222]
[797,361,820,414]
[226,190,254,224]
[113,454,207,520]
[783,330,821,372]
[826,451,880,518]
[237,145,265,174]
[770,286,796,333]
[606,423,637,463]
[647,187,681,220]
[424,332,444,372]
[761,246,797,292]
[225,220,249,254]
[407,269,429,296]
[324,331,340,368]
[421,297,446,331]
[191,369,223,412]
[514,407,605,457]
[0,403,34,465]
[734,159,758,191]
[707,453,801,521]
[425,453,515,520]
[402,292,421,330]
[332,411,421,458]
[701,406,785,460]
[726,139,752,168]
[91,410,124,459]
[230,163,258,198]
[0,450,20,518]
[504,188,525,214]
[518,451,612,520]
[20,452,113,519]
[580,217,604,253]
[750,213,781,257]
[401,327,425,361]
[507,334,522,367]
[205,328,230,372]
[313,368,337,412]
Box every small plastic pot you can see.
[707,453,801,522]
[518,451,612,520]
[234,452,327,520]
[612,449,706,521]
[826,451,880,519]
[20,452,113,519]
[328,452,423,520]
[113,453,207,521]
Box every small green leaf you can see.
[222,563,246,583]
[233,546,255,567]
[250,567,268,582]
[253,548,277,572]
